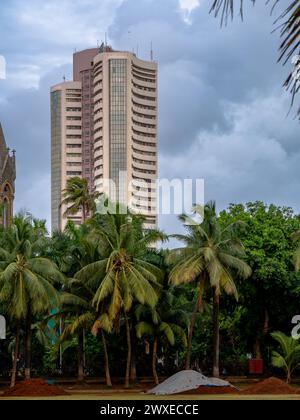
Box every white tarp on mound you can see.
[148,370,233,395]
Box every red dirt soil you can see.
[183,386,238,395]
[1,379,69,397]
[2,377,299,397]
[243,377,300,395]
[183,377,300,395]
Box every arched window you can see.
[2,198,9,228]
[1,182,13,227]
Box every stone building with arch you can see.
[0,123,16,227]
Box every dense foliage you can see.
[1,200,300,385]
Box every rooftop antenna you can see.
[105,32,108,52]
[150,41,154,61]
[136,44,139,57]
[127,30,133,54]
[63,75,66,83]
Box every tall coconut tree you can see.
[168,202,251,377]
[61,177,100,223]
[0,215,63,385]
[56,291,113,387]
[135,287,187,385]
[46,222,97,384]
[75,209,165,387]
[47,222,114,386]
[65,222,99,384]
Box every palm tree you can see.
[51,222,97,384]
[210,0,300,115]
[57,293,113,387]
[135,288,187,385]
[75,208,165,387]
[61,177,100,223]
[271,331,300,383]
[65,222,101,384]
[91,312,113,387]
[169,202,251,377]
[0,215,63,385]
[49,222,113,386]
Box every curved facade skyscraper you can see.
[93,49,157,229]
[51,46,157,232]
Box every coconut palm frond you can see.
[169,253,204,285]
[136,321,155,339]
[159,322,175,346]
[271,331,300,382]
[92,313,113,336]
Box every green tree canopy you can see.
[219,202,300,358]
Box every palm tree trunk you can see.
[212,289,220,378]
[185,283,203,370]
[59,317,64,374]
[130,330,137,384]
[124,312,131,389]
[25,310,32,380]
[130,353,137,384]
[101,331,112,387]
[263,308,269,335]
[82,203,86,224]
[253,337,262,359]
[77,329,85,383]
[11,323,20,388]
[152,337,159,385]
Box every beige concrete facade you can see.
[51,47,158,232]
[93,51,157,229]
[73,48,99,193]
[51,81,83,231]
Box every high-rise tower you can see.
[51,46,158,232]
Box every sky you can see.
[0,0,299,237]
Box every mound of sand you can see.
[148,370,234,395]
[2,379,69,397]
[243,377,300,395]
